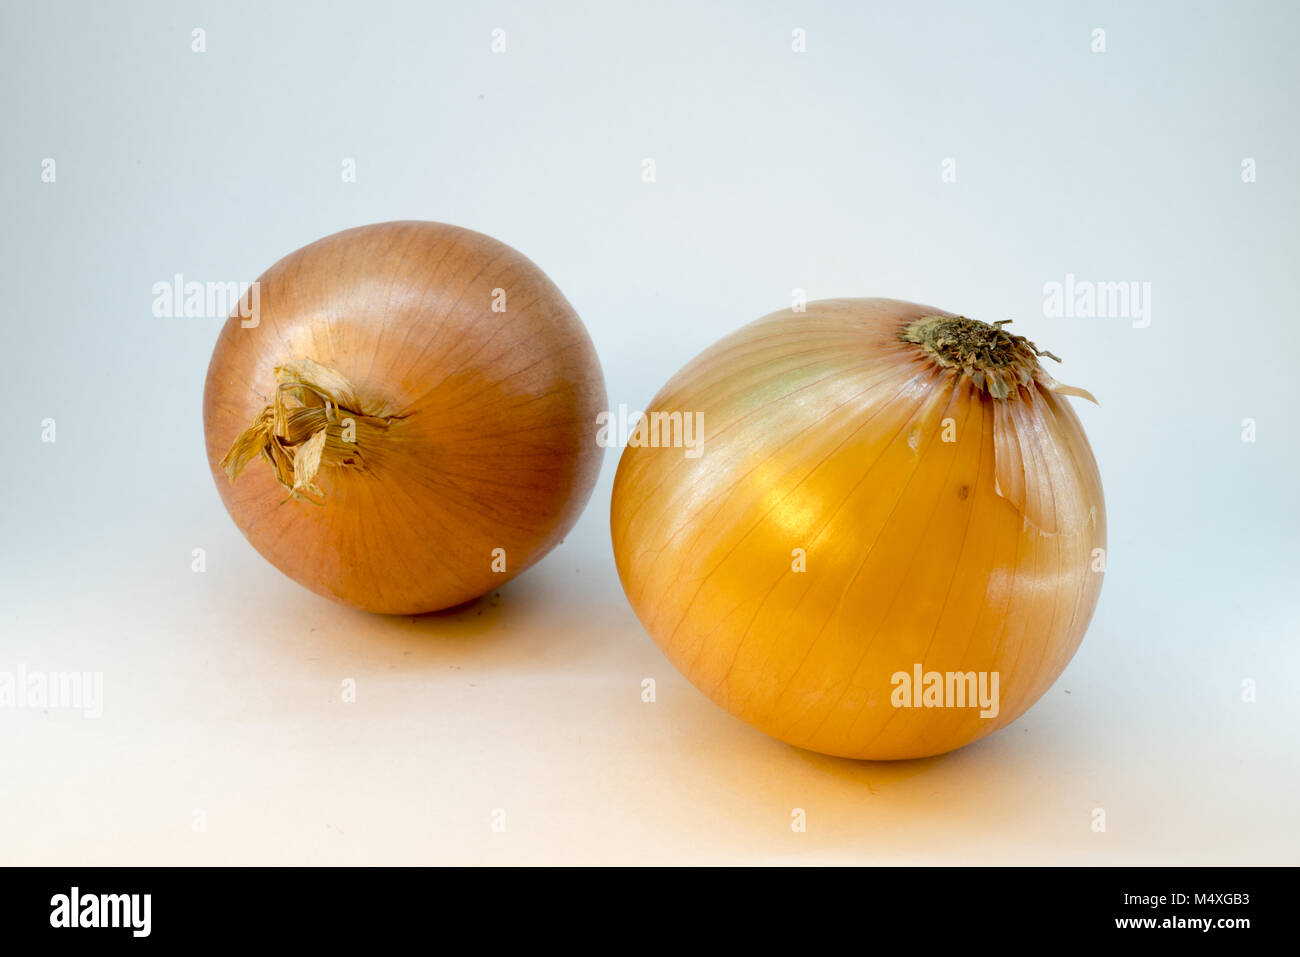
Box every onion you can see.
[610,298,1105,760]
[204,221,606,614]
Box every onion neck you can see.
[900,315,1060,400]
[220,357,397,503]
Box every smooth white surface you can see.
[2,1,1297,864]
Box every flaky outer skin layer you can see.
[204,221,606,614]
[611,299,1105,760]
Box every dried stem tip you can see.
[219,357,394,503]
[901,315,1061,400]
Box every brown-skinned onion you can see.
[204,221,606,614]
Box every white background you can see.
[2,1,1297,864]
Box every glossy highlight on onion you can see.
[204,221,606,615]
[610,298,1105,760]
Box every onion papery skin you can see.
[610,299,1105,760]
[204,221,606,615]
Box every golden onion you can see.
[610,298,1105,760]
